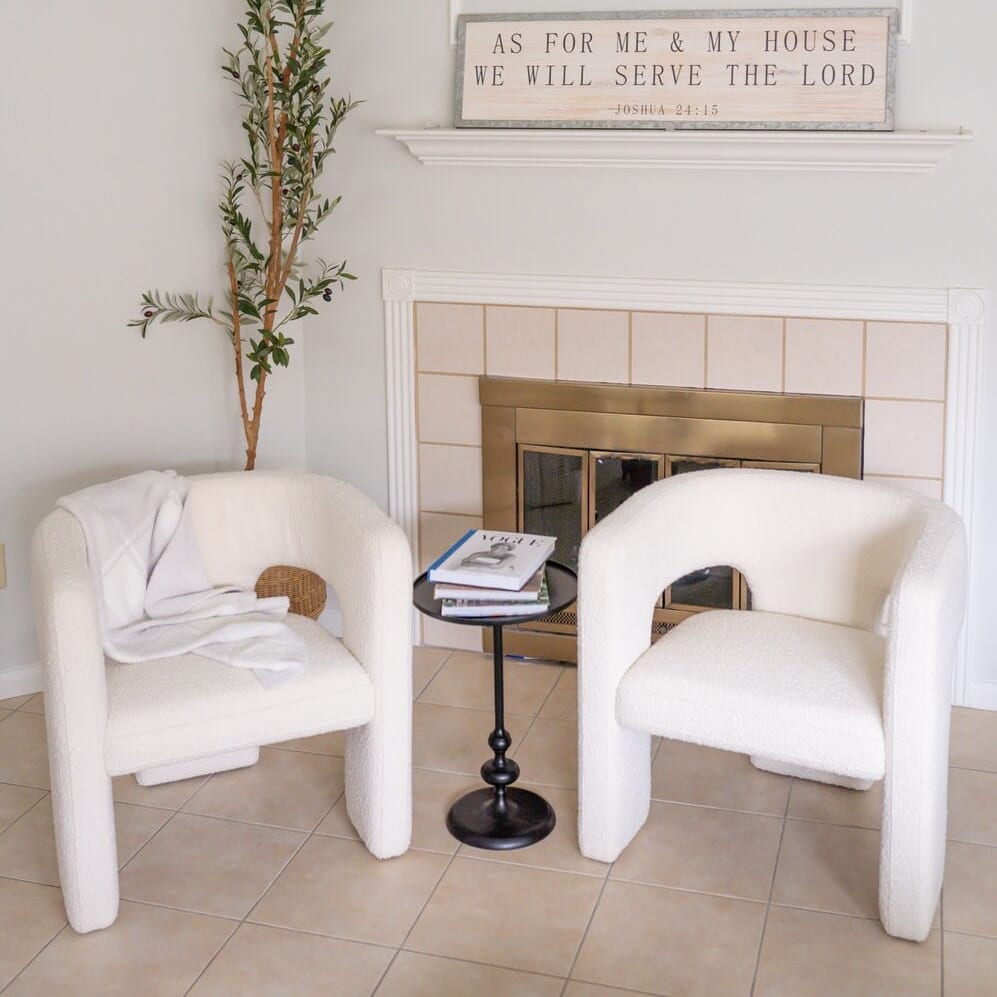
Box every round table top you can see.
[413,561,577,628]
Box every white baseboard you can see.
[0,663,43,701]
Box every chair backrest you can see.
[622,468,935,631]
[186,471,323,589]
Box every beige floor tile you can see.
[311,793,361,841]
[5,900,235,997]
[20,694,45,715]
[753,906,940,997]
[0,712,50,789]
[378,951,564,997]
[406,856,602,977]
[112,772,208,808]
[187,921,393,997]
[787,776,883,829]
[0,878,67,990]
[943,931,997,996]
[564,983,658,997]
[0,796,171,885]
[948,767,997,846]
[414,702,531,775]
[573,880,765,997]
[250,835,449,946]
[950,707,997,772]
[0,798,58,886]
[318,767,476,853]
[459,784,608,877]
[944,841,997,938]
[119,812,304,919]
[0,695,32,709]
[182,747,344,831]
[0,784,46,833]
[539,667,577,719]
[513,716,577,789]
[411,768,478,853]
[419,651,562,716]
[0,708,10,724]
[114,803,174,866]
[651,741,791,816]
[772,819,879,918]
[611,802,782,901]
[413,645,451,697]
[275,728,347,756]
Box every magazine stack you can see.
[427,529,557,618]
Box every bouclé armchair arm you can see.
[579,476,726,689]
[32,508,120,930]
[879,506,967,938]
[32,509,111,750]
[290,475,412,682]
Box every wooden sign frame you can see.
[455,8,897,130]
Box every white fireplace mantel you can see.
[382,268,989,707]
[377,128,971,175]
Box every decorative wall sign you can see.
[455,8,897,130]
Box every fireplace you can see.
[384,270,984,702]
[480,377,863,662]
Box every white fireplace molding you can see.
[383,268,989,706]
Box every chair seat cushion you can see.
[616,609,887,782]
[104,615,374,775]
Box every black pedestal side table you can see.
[413,561,577,850]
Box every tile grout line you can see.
[181,783,348,996]
[558,854,614,994]
[0,776,201,993]
[379,665,573,994]
[749,778,794,996]
[0,916,71,994]
[370,846,462,995]
[533,665,570,719]
[125,773,242,995]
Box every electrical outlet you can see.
[0,544,5,589]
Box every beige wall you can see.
[0,2,306,684]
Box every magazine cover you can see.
[428,529,556,591]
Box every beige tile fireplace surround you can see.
[383,270,989,706]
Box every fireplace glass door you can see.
[518,445,817,631]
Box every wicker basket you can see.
[255,565,327,619]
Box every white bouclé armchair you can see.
[577,468,967,942]
[32,471,413,933]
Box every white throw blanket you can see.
[58,470,307,686]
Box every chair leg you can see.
[579,720,652,863]
[50,767,119,933]
[878,760,947,942]
[344,707,412,859]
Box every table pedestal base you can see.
[446,787,556,851]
